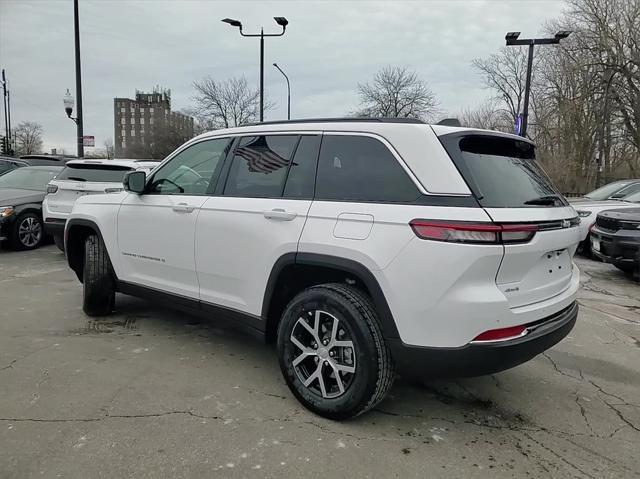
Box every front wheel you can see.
[83,234,115,316]
[277,283,394,420]
[11,213,43,250]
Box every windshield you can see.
[57,164,133,182]
[584,180,634,200]
[441,135,565,208]
[0,168,61,191]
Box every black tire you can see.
[53,235,65,252]
[277,283,394,420]
[10,212,44,250]
[83,234,115,316]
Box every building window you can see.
[121,129,126,137]
[140,118,145,125]
[122,141,126,148]
[150,118,154,125]
[150,107,154,113]
[140,107,145,113]
[121,118,126,125]
[131,130,135,137]
[120,107,125,113]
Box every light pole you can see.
[1,69,11,155]
[73,0,84,157]
[273,63,290,120]
[505,30,571,138]
[222,17,288,122]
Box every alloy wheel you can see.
[290,310,356,399]
[18,217,42,248]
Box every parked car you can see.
[590,206,640,281]
[0,156,29,176]
[64,118,580,419]
[0,165,64,250]
[570,179,640,203]
[573,192,640,255]
[19,154,74,166]
[43,159,159,250]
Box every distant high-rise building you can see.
[113,88,194,159]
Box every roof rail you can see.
[241,117,426,127]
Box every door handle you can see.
[263,208,297,221]
[172,202,195,213]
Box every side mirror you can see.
[123,170,146,194]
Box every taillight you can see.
[472,324,528,342]
[409,220,538,244]
[46,184,58,194]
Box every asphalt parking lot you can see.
[0,245,638,478]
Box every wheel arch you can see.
[65,218,108,283]
[262,252,399,343]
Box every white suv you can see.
[64,119,580,419]
[43,159,158,249]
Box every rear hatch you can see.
[48,163,133,214]
[437,130,580,308]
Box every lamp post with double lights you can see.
[505,30,572,138]
[273,63,290,120]
[222,17,289,122]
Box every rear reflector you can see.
[409,220,538,244]
[472,324,528,342]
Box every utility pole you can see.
[74,0,84,157]
[505,31,572,138]
[2,69,9,153]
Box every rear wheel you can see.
[83,234,115,316]
[277,283,394,420]
[11,213,43,250]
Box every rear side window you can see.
[224,135,299,198]
[442,135,564,208]
[315,135,420,202]
[57,164,133,182]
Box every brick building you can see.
[113,88,194,159]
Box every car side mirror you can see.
[123,170,146,194]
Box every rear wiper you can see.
[523,194,561,206]
[67,176,87,181]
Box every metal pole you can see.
[7,89,11,152]
[74,0,84,157]
[521,43,534,138]
[259,29,264,122]
[2,69,8,147]
[273,64,290,120]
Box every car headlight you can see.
[0,206,15,218]
[46,184,58,194]
[577,210,592,218]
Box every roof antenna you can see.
[436,118,461,127]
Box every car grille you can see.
[596,215,619,232]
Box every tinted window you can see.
[0,161,16,175]
[614,182,640,199]
[224,135,299,198]
[57,164,133,182]
[0,167,61,191]
[315,135,420,202]
[283,135,320,198]
[444,135,563,208]
[148,138,230,195]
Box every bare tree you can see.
[103,138,114,160]
[355,66,439,120]
[191,76,268,129]
[458,99,509,131]
[13,121,43,155]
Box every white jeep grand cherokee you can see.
[64,118,580,419]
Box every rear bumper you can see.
[43,218,66,237]
[389,301,578,379]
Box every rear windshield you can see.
[441,135,565,208]
[57,164,133,182]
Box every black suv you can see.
[590,208,640,281]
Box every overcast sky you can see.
[0,0,566,154]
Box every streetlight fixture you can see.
[222,16,288,122]
[505,30,572,137]
[273,63,290,120]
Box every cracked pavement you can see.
[1,246,639,478]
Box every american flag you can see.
[234,137,290,174]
